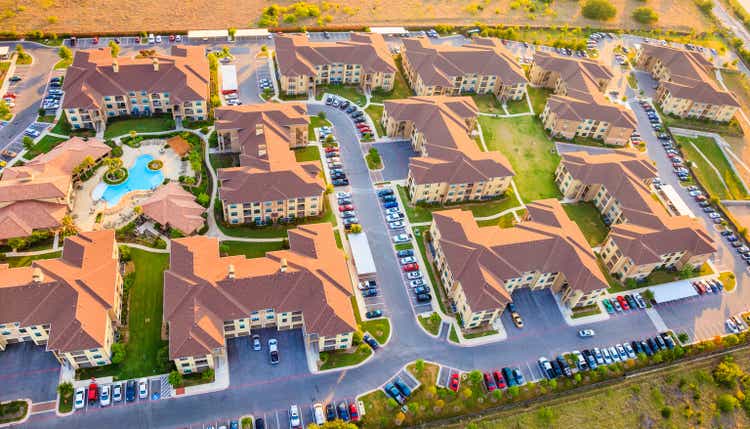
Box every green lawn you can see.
[675,135,749,200]
[54,59,72,69]
[221,240,287,259]
[413,226,448,315]
[334,230,343,249]
[77,248,171,381]
[352,296,390,344]
[505,96,530,114]
[3,251,62,267]
[527,86,551,115]
[418,313,442,335]
[36,115,55,123]
[659,106,743,137]
[293,146,321,163]
[50,116,72,136]
[308,115,332,140]
[316,84,367,106]
[365,105,386,136]
[479,115,561,202]
[24,135,67,159]
[369,55,413,102]
[397,185,521,223]
[463,329,498,339]
[449,325,459,343]
[216,199,337,238]
[476,210,522,228]
[103,116,176,139]
[562,202,608,246]
[472,94,502,114]
[319,345,372,370]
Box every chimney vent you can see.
[152,58,159,72]
[255,124,264,136]
[32,268,44,283]
[280,258,287,273]
[112,60,119,73]
[228,264,235,279]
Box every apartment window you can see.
[97,361,106,365]
[35,332,42,337]
[1,331,10,335]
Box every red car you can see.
[169,34,176,42]
[349,403,359,422]
[338,204,354,212]
[402,263,419,272]
[88,381,98,404]
[325,147,338,153]
[449,373,460,392]
[617,295,629,311]
[92,36,99,44]
[493,370,506,389]
[3,93,15,99]
[483,372,497,392]
[695,195,707,202]
[356,123,369,129]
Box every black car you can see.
[125,380,136,402]
[332,179,349,186]
[326,403,336,421]
[502,367,516,387]
[337,401,350,421]
[255,418,265,429]
[631,340,643,355]
[352,111,364,118]
[416,293,431,302]
[582,350,597,370]
[625,294,637,309]
[339,100,350,110]
[346,105,357,114]
[556,356,572,377]
[550,359,562,378]
[353,118,366,124]
[642,340,654,356]
[325,97,333,105]
[654,335,667,350]
[363,333,379,350]
[661,333,676,349]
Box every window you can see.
[1,331,10,335]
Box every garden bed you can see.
[0,400,28,424]
[147,159,163,171]
[103,167,128,185]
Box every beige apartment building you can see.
[0,230,123,369]
[164,223,357,374]
[382,96,514,205]
[401,37,527,101]
[215,104,325,225]
[556,151,715,280]
[274,33,397,96]
[530,52,636,146]
[637,44,739,122]
[430,200,609,330]
[62,45,210,132]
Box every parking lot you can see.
[368,141,415,182]
[227,329,310,386]
[0,342,60,403]
[73,374,170,414]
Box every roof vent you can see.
[32,267,44,283]
[280,258,287,273]
[152,58,159,72]
[112,60,119,73]
[255,124,264,136]
[228,264,235,279]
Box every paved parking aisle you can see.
[369,141,415,182]
[0,343,60,403]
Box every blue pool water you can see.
[100,154,164,205]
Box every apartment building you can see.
[401,37,527,101]
[556,151,715,280]
[274,33,397,96]
[637,44,739,122]
[0,230,123,369]
[62,45,210,132]
[215,104,325,225]
[530,51,636,146]
[430,200,609,330]
[0,137,110,242]
[164,223,356,374]
[382,96,514,204]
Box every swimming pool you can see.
[97,154,164,206]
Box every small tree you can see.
[197,192,210,206]
[633,6,658,23]
[677,332,689,343]
[23,135,34,149]
[57,381,74,397]
[58,45,72,61]
[415,358,425,373]
[228,27,237,40]
[641,288,654,302]
[168,370,183,387]
[717,393,739,412]
[201,368,215,381]
[109,40,120,58]
[581,0,617,20]
[110,342,126,363]
[60,215,78,237]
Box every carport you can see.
[349,232,376,279]
[187,30,229,41]
[652,280,699,304]
[235,29,270,41]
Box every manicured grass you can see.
[527,86,551,115]
[562,202,608,246]
[719,271,736,292]
[58,387,74,413]
[472,94,502,114]
[308,115,332,140]
[319,345,371,370]
[476,211,522,228]
[449,325,459,343]
[221,240,287,259]
[659,105,743,136]
[676,135,749,200]
[418,313,441,335]
[413,226,448,316]
[479,115,561,202]
[505,96,530,114]
[54,59,72,69]
[571,304,602,319]
[351,296,390,344]
[463,329,498,339]
[77,249,171,381]
[394,242,413,251]
[397,185,521,223]
[0,400,28,424]
[4,251,62,267]
[366,147,383,170]
[278,92,309,101]
[317,84,366,106]
[216,199,337,238]
[293,146,321,163]
[333,230,343,249]
[369,55,413,102]
[365,105,385,136]
[25,135,66,159]
[50,116,72,136]
[103,116,176,139]
[36,115,55,123]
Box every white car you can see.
[252,334,261,351]
[100,385,111,407]
[633,293,647,309]
[623,342,637,359]
[388,221,404,229]
[578,329,595,338]
[148,33,155,43]
[74,387,85,409]
[313,402,325,425]
[409,279,425,287]
[112,383,122,402]
[336,191,351,199]
[175,35,182,42]
[688,190,702,197]
[406,271,423,280]
[155,35,162,43]
[289,404,302,428]
[392,234,410,244]
[138,380,148,399]
[616,344,628,360]
[400,256,417,264]
[708,213,721,219]
[386,214,402,222]
[608,346,621,362]
[385,208,403,216]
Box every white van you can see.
[313,403,325,425]
[148,33,155,44]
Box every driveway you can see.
[555,142,616,156]
[0,342,60,403]
[227,329,310,387]
[369,140,416,182]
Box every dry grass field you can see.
[0,0,711,35]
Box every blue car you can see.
[397,249,414,257]
[384,383,405,404]
[394,378,412,397]
[362,288,378,297]
[383,201,398,209]
[381,195,397,202]
[125,380,136,402]
[377,189,394,197]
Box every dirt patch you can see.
[0,0,711,34]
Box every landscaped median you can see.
[674,134,749,201]
[396,185,522,224]
[0,400,28,424]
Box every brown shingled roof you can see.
[275,33,396,77]
[163,223,356,360]
[0,137,111,240]
[560,151,716,264]
[383,96,514,185]
[141,182,206,235]
[533,51,636,128]
[639,44,739,107]
[432,199,609,312]
[0,230,120,354]
[215,104,325,204]
[62,45,209,110]
[403,37,527,88]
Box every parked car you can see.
[313,403,326,425]
[377,188,394,197]
[366,310,382,319]
[416,293,431,302]
[409,279,425,287]
[538,357,554,379]
[268,338,279,364]
[349,403,360,422]
[100,385,111,407]
[400,256,417,264]
[289,405,302,428]
[125,380,136,402]
[252,334,261,351]
[384,383,405,404]
[406,271,423,280]
[413,286,430,295]
[363,333,379,350]
[392,234,410,244]
[112,383,122,402]
[74,387,86,409]
[395,378,412,397]
[402,263,419,272]
[397,249,414,257]
[578,329,595,338]
[483,372,498,391]
[138,380,147,399]
[326,403,337,421]
[449,373,460,391]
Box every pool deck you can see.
[71,140,192,231]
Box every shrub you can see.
[633,6,658,23]
[661,406,673,418]
[581,0,617,20]
[110,342,126,363]
[168,370,183,387]
[717,393,739,412]
[201,368,215,381]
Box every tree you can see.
[641,288,654,303]
[415,358,425,373]
[228,27,237,40]
[58,45,72,61]
[221,46,231,57]
[119,245,131,261]
[352,330,363,345]
[197,192,210,206]
[469,370,483,384]
[713,357,744,387]
[633,6,658,23]
[0,100,10,118]
[677,332,689,343]
[73,155,95,176]
[110,342,126,363]
[60,215,78,237]
[317,111,326,120]
[492,388,503,400]
[507,385,520,398]
[57,381,74,397]
[717,393,739,412]
[724,334,739,347]
[168,370,183,387]
[109,40,120,58]
[581,0,617,20]
[319,421,357,429]
[201,368,215,381]
[23,135,34,149]
[8,237,28,251]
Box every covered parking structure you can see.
[652,280,699,304]
[349,232,377,279]
[188,29,229,41]
[235,29,271,41]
